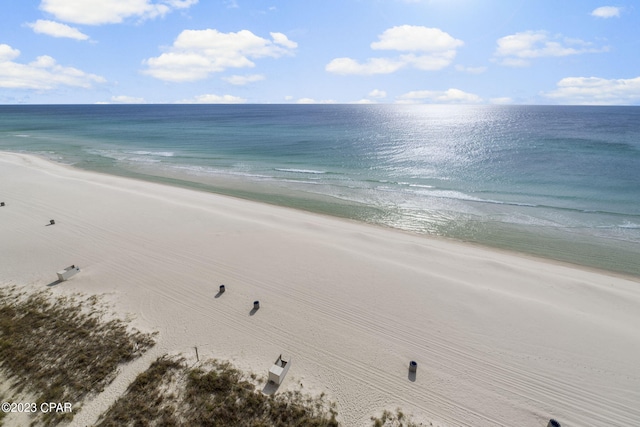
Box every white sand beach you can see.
[1,152,639,427]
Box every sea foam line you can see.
[275,168,327,174]
[130,150,175,157]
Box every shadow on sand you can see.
[262,380,281,395]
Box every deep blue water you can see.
[1,104,639,276]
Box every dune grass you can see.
[97,355,339,427]
[371,409,425,427]
[0,286,156,426]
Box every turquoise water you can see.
[1,104,639,276]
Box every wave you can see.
[393,186,640,224]
[86,149,161,164]
[397,187,540,208]
[619,222,640,229]
[279,179,322,185]
[130,150,175,157]
[168,164,270,178]
[274,168,327,174]
[87,149,174,159]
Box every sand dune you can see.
[1,152,639,427]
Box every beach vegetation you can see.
[97,355,339,427]
[0,286,156,426]
[371,408,424,426]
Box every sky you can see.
[1,0,639,105]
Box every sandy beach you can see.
[1,151,639,427]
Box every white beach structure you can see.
[57,265,80,281]
[268,354,291,385]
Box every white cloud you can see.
[0,44,20,62]
[591,6,621,18]
[39,0,198,25]
[223,74,265,85]
[143,29,297,82]
[371,25,463,52]
[164,0,198,9]
[326,25,462,75]
[397,88,482,104]
[368,89,387,98]
[176,93,247,104]
[27,20,89,40]
[111,95,145,103]
[325,57,405,75]
[271,32,298,49]
[495,30,608,67]
[544,76,640,105]
[0,43,105,89]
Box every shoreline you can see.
[31,150,640,280]
[2,151,640,426]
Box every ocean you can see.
[1,104,639,277]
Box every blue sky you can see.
[1,0,638,104]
